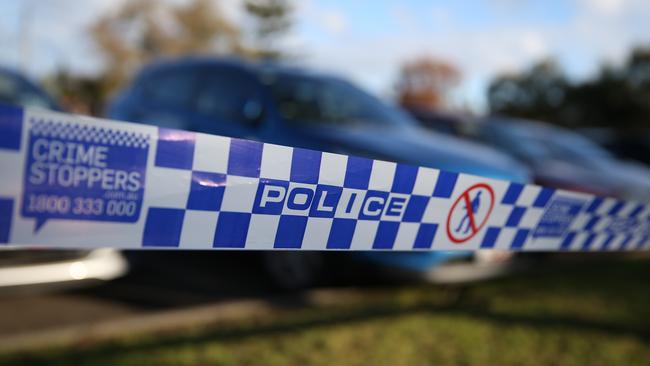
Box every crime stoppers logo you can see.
[21,119,150,231]
[446,183,495,244]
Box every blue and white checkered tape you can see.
[0,104,649,251]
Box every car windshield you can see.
[265,72,415,127]
[0,72,56,109]
[487,122,614,166]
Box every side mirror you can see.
[242,99,265,126]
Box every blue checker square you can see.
[391,164,418,194]
[327,218,356,249]
[274,215,308,248]
[142,208,185,247]
[0,105,23,151]
[629,204,645,218]
[560,232,577,250]
[502,183,524,204]
[505,206,526,227]
[187,171,226,211]
[403,195,429,222]
[213,212,251,248]
[413,223,438,249]
[432,171,458,198]
[228,139,263,177]
[373,221,400,249]
[0,198,14,244]
[510,229,530,249]
[581,233,597,250]
[253,179,290,215]
[586,197,604,213]
[359,191,389,220]
[155,128,196,169]
[309,185,342,218]
[608,201,625,216]
[532,187,555,208]
[481,227,501,249]
[344,156,373,189]
[290,148,321,184]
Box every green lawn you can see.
[4,255,650,366]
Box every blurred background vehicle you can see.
[0,67,60,111]
[108,57,531,289]
[407,108,650,203]
[0,67,128,292]
[580,128,650,166]
[466,117,650,202]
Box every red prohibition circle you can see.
[446,183,495,244]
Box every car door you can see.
[129,65,199,130]
[188,65,269,140]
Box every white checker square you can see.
[494,227,517,250]
[318,152,347,186]
[145,167,191,208]
[282,182,317,216]
[569,213,590,230]
[301,217,333,250]
[489,205,512,227]
[570,232,589,251]
[593,216,612,232]
[596,198,617,215]
[588,234,607,251]
[192,133,230,173]
[368,160,396,191]
[380,193,410,221]
[519,207,544,228]
[421,197,450,224]
[179,210,219,249]
[335,188,366,218]
[260,143,292,180]
[515,185,542,206]
[245,214,280,249]
[0,150,23,197]
[617,202,638,217]
[350,220,379,250]
[220,176,259,212]
[412,167,438,196]
[393,223,419,250]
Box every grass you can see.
[3,254,650,366]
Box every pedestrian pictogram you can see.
[446,183,495,244]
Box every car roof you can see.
[139,56,337,82]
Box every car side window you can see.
[194,68,263,124]
[142,68,196,109]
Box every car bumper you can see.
[0,249,127,289]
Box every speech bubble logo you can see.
[21,118,150,233]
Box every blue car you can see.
[108,57,530,288]
[0,67,60,110]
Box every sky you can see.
[1,0,649,111]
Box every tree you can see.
[91,0,244,96]
[244,0,293,60]
[487,47,650,131]
[395,56,461,111]
[487,60,568,123]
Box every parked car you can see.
[466,116,650,202]
[0,67,128,292]
[579,127,650,166]
[0,67,60,110]
[108,57,531,289]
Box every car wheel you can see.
[262,251,323,290]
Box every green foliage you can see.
[4,255,650,366]
[488,46,650,131]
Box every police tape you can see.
[0,104,648,252]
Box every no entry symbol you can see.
[446,183,495,244]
